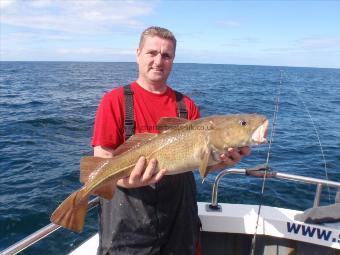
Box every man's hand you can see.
[94,146,167,189]
[117,157,167,188]
[208,146,251,172]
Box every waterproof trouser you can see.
[97,172,200,255]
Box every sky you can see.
[1,0,339,68]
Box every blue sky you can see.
[1,0,339,68]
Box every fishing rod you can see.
[249,70,283,255]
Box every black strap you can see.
[123,84,135,140]
[123,86,188,140]
[174,90,188,119]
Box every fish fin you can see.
[80,156,112,183]
[156,117,189,132]
[114,133,158,156]
[93,180,116,200]
[199,147,212,179]
[50,188,88,233]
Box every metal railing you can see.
[0,197,100,255]
[209,165,340,210]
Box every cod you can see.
[51,114,268,232]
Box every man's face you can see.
[137,36,175,86]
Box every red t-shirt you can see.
[92,81,200,149]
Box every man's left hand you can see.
[208,146,251,172]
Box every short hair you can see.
[139,26,177,51]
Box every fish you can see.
[50,114,268,232]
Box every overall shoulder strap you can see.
[123,84,135,140]
[174,90,188,119]
[123,87,187,139]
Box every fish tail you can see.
[50,188,88,233]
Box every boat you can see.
[1,165,339,255]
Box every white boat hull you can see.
[69,202,340,254]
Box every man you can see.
[92,26,250,255]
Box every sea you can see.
[0,61,339,254]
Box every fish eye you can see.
[239,120,247,126]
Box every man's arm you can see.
[93,146,167,188]
[94,145,115,158]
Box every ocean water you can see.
[0,62,339,254]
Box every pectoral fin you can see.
[199,147,212,179]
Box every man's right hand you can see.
[93,146,167,189]
[117,156,167,188]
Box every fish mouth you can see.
[251,120,268,145]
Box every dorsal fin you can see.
[79,157,117,200]
[80,156,112,183]
[156,117,189,132]
[114,133,158,156]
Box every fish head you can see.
[208,114,269,150]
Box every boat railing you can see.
[209,165,340,210]
[1,165,340,255]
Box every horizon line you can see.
[0,60,339,70]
